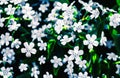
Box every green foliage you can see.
[50,0,69,4]
[116,0,120,6]
[47,39,56,59]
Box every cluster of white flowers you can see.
[0,0,120,78]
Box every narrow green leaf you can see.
[53,67,60,76]
[92,53,97,63]
[47,39,56,59]
[115,61,120,64]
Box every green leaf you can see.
[50,0,69,4]
[116,0,120,6]
[115,61,120,64]
[112,29,118,36]
[92,53,97,63]
[53,67,60,76]
[47,39,56,59]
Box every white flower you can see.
[54,19,64,34]
[1,47,15,64]
[60,35,72,45]
[19,63,28,72]
[68,46,84,60]
[79,0,93,12]
[62,7,74,20]
[37,41,47,51]
[11,39,21,49]
[78,72,90,78]
[90,9,100,19]
[39,3,49,13]
[10,0,22,5]
[50,56,63,68]
[116,64,120,74]
[43,72,53,78]
[64,61,74,75]
[0,17,5,27]
[31,66,40,78]
[69,73,78,78]
[100,31,107,46]
[109,13,120,28]
[38,55,46,65]
[28,20,39,28]
[8,21,21,31]
[0,67,13,78]
[63,55,72,63]
[0,0,8,5]
[31,28,46,41]
[22,3,35,19]
[83,34,99,49]
[4,4,16,15]
[0,32,12,46]
[21,42,37,57]
[75,59,87,68]
[73,22,84,33]
[107,52,118,61]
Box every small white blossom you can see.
[116,64,120,74]
[64,61,74,75]
[100,31,107,46]
[21,42,37,57]
[0,0,8,5]
[1,47,15,64]
[83,34,99,49]
[43,72,53,78]
[63,55,72,63]
[54,19,64,34]
[68,46,84,60]
[109,13,120,28]
[90,9,100,19]
[31,66,40,78]
[10,0,22,5]
[39,3,49,13]
[75,59,87,68]
[11,39,21,49]
[28,20,39,28]
[4,4,16,15]
[0,67,13,78]
[31,28,46,41]
[50,56,63,68]
[78,72,90,78]
[62,6,74,20]
[60,35,72,45]
[38,55,46,65]
[107,52,118,61]
[19,63,28,72]
[73,22,84,33]
[8,21,21,31]
[22,3,35,19]
[0,17,5,27]
[37,41,47,51]
[0,32,12,46]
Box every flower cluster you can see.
[0,0,120,78]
